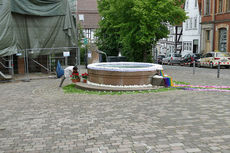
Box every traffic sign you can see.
[84,38,88,45]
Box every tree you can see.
[96,0,187,62]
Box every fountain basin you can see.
[87,62,163,86]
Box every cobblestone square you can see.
[0,66,229,153]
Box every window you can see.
[216,52,229,57]
[218,0,223,13]
[83,29,92,40]
[194,17,197,29]
[183,42,192,51]
[218,28,227,52]
[186,20,189,29]
[195,0,198,7]
[79,14,84,21]
[83,29,96,42]
[183,42,187,50]
[186,0,189,9]
[205,0,210,15]
[188,43,192,51]
[174,54,181,57]
[190,18,192,29]
[205,53,213,57]
[206,30,210,41]
[227,0,230,12]
[87,29,91,39]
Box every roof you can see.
[76,0,100,29]
[77,0,98,13]
[79,13,100,29]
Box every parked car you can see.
[162,53,182,65]
[197,52,230,68]
[157,55,165,64]
[180,53,201,67]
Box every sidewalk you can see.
[4,65,88,82]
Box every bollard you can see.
[217,62,220,78]
[193,61,195,75]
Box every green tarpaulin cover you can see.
[11,0,66,16]
[0,0,77,57]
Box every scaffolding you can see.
[0,47,80,81]
[0,0,78,81]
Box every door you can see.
[193,39,199,53]
[205,30,211,52]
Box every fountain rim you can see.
[87,62,163,72]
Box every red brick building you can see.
[200,0,230,53]
[76,0,100,43]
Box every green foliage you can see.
[77,24,84,47]
[62,84,176,95]
[96,0,187,62]
[77,24,87,64]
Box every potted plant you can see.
[70,72,80,83]
[81,73,88,83]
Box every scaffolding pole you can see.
[4,46,80,80]
[23,49,30,82]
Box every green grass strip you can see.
[173,81,190,85]
[63,84,177,95]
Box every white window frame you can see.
[183,42,192,51]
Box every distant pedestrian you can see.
[59,66,78,87]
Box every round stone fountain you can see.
[87,62,163,86]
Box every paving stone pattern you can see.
[163,65,230,86]
[0,66,230,153]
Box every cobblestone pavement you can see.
[0,66,230,153]
[163,65,230,86]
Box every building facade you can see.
[156,24,183,56]
[182,0,201,56]
[76,0,100,43]
[200,0,230,53]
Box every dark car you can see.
[157,55,165,64]
[180,53,201,67]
